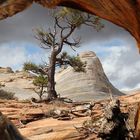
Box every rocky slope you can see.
[0,69,38,100]
[56,51,123,101]
[0,91,140,140]
[0,51,123,101]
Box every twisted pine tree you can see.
[34,8,104,101]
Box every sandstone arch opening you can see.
[0,0,140,51]
[0,2,138,140]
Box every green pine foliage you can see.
[33,75,48,100]
[33,75,48,87]
[23,62,39,72]
[60,52,69,60]
[57,52,86,72]
[56,7,104,31]
[69,56,86,72]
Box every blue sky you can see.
[0,4,140,91]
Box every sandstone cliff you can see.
[56,51,123,101]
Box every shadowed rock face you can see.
[0,0,140,51]
[56,51,124,101]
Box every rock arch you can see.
[0,0,140,50]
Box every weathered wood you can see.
[98,100,134,140]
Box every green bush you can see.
[23,62,39,72]
[33,75,48,87]
[69,56,86,72]
[0,89,15,100]
[33,75,48,100]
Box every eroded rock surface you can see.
[56,51,123,101]
[0,92,140,140]
[0,70,38,100]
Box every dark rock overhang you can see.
[0,0,140,51]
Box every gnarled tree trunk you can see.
[47,51,57,100]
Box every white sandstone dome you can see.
[55,51,124,101]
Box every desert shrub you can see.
[23,62,39,73]
[33,75,48,87]
[33,75,48,100]
[0,89,15,100]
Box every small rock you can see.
[72,103,92,112]
[5,78,14,82]
[0,82,5,87]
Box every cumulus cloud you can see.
[0,44,26,69]
[0,43,47,70]
[97,44,140,90]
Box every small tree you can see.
[23,62,39,73]
[34,8,104,101]
[33,75,48,101]
[68,56,86,72]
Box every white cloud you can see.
[0,44,26,69]
[100,45,140,90]
[0,43,46,70]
